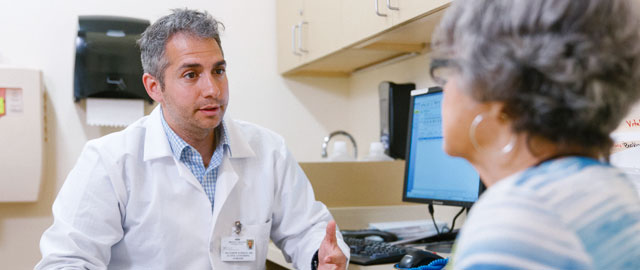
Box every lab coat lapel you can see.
[143,105,173,161]
[211,156,239,222]
[225,118,255,158]
[211,118,256,225]
[142,106,205,191]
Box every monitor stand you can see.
[413,229,459,243]
[420,239,455,254]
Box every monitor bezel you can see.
[401,86,485,208]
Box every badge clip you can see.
[233,221,242,236]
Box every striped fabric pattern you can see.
[452,157,640,269]
[161,111,229,210]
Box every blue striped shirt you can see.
[452,156,640,269]
[160,110,229,211]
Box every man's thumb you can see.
[324,220,337,245]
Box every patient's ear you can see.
[142,73,163,103]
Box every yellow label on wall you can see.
[0,97,5,115]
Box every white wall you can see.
[0,0,350,268]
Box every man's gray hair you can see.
[138,8,224,87]
[432,0,640,154]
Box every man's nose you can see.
[201,73,220,97]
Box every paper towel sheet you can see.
[86,98,144,127]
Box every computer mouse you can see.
[398,249,443,268]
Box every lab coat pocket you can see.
[246,219,273,266]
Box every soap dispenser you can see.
[329,141,356,162]
[321,130,358,161]
[363,142,394,161]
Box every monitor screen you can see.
[403,87,483,207]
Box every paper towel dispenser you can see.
[74,16,152,103]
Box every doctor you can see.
[37,8,349,270]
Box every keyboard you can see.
[344,236,409,265]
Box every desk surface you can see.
[267,241,395,270]
[268,241,451,269]
[266,205,461,269]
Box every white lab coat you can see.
[37,106,349,270]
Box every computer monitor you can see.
[402,87,484,208]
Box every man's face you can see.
[156,32,229,136]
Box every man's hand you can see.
[318,220,348,270]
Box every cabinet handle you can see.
[292,24,302,56]
[375,0,387,17]
[387,0,399,10]
[298,21,309,53]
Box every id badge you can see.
[221,236,256,262]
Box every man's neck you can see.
[161,109,221,168]
[180,127,218,168]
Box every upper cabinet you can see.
[341,0,393,47]
[277,0,451,77]
[391,0,452,26]
[276,0,304,73]
[277,0,342,73]
[304,0,342,61]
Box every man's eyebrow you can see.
[179,60,226,70]
[179,63,202,69]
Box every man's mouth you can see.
[199,105,221,115]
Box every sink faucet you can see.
[321,130,358,159]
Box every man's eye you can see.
[183,72,197,79]
[214,68,226,75]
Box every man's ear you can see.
[142,73,163,103]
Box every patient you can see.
[429,0,640,268]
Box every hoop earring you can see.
[469,114,485,153]
[501,134,516,154]
[469,113,516,154]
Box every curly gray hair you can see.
[138,8,224,87]
[432,0,640,155]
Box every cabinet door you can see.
[391,0,451,26]
[301,0,342,62]
[341,0,394,46]
[276,0,304,73]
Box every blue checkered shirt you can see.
[160,110,229,211]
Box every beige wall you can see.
[0,0,436,268]
[347,53,437,158]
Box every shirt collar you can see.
[160,107,230,161]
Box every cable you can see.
[449,207,465,232]
[428,203,441,235]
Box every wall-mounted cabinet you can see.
[0,68,44,202]
[277,0,451,77]
[341,0,394,47]
[276,0,304,72]
[277,0,342,73]
[391,0,451,26]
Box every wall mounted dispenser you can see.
[379,81,416,160]
[74,16,151,103]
